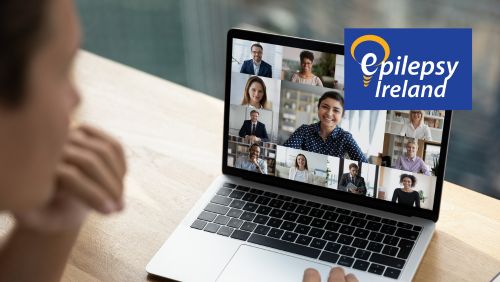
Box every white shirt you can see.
[399,122,432,141]
[253,61,261,75]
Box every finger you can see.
[68,129,124,181]
[56,163,117,213]
[328,267,347,282]
[302,268,321,282]
[78,125,127,175]
[345,274,358,282]
[62,142,123,202]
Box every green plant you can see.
[418,190,427,203]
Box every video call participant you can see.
[288,154,314,184]
[399,110,432,141]
[238,110,269,143]
[241,76,272,110]
[391,174,421,208]
[235,143,268,174]
[240,43,272,78]
[290,50,323,87]
[283,91,368,162]
[338,163,366,195]
[394,140,431,175]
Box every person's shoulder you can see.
[261,60,271,67]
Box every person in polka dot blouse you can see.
[283,91,368,163]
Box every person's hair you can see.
[250,110,259,116]
[348,163,359,170]
[400,174,417,187]
[294,154,309,170]
[406,140,418,149]
[317,91,345,117]
[300,50,314,63]
[241,76,268,108]
[409,110,425,127]
[251,43,263,51]
[0,0,50,107]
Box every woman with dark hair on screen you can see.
[0,0,126,280]
[283,91,367,163]
[288,154,314,184]
[392,174,421,208]
[290,50,323,87]
[241,75,272,110]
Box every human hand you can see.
[15,125,127,233]
[303,267,358,282]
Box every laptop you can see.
[146,29,452,282]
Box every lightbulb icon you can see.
[350,35,390,87]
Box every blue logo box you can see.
[344,28,472,110]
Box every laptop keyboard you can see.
[190,182,423,280]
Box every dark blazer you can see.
[240,59,272,78]
[239,120,269,142]
[338,173,367,195]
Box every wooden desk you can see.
[1,51,499,281]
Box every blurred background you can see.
[75,0,500,199]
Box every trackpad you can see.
[217,245,331,282]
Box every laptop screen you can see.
[225,31,449,212]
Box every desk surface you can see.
[2,51,499,282]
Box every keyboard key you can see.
[353,228,370,239]
[384,267,401,279]
[211,195,232,206]
[282,232,298,242]
[277,195,292,201]
[336,208,350,215]
[380,224,397,235]
[353,259,370,271]
[354,249,371,260]
[325,242,341,253]
[204,204,229,215]
[323,211,339,221]
[231,230,251,241]
[337,215,353,225]
[337,235,354,245]
[352,238,368,249]
[382,245,399,256]
[255,205,272,215]
[228,190,245,199]
[296,205,311,215]
[368,231,384,242]
[283,212,299,221]
[325,221,341,232]
[269,199,284,208]
[321,204,336,211]
[217,187,232,196]
[217,226,233,236]
[242,203,258,212]
[310,218,327,228]
[368,263,385,275]
[204,223,220,233]
[282,202,297,211]
[227,208,243,218]
[366,215,382,222]
[281,221,297,231]
[263,191,277,198]
[297,215,313,225]
[222,183,236,188]
[242,193,258,202]
[351,211,366,218]
[413,225,422,232]
[319,251,340,263]
[250,188,264,195]
[351,218,367,228]
[370,253,405,269]
[240,211,256,221]
[397,222,413,229]
[339,246,356,256]
[268,228,284,239]
[214,215,230,225]
[381,218,397,226]
[291,198,306,205]
[337,256,355,267]
[248,234,321,258]
[191,220,207,230]
[254,225,270,235]
[227,218,243,228]
[383,235,400,246]
[397,239,415,259]
[255,196,271,205]
[367,242,383,252]
[253,214,269,225]
[240,222,257,232]
[296,235,313,246]
[229,199,245,209]
[395,228,419,240]
[365,221,382,232]
[310,238,327,249]
[308,228,325,239]
[269,209,285,219]
[339,225,355,235]
[198,211,217,222]
[309,208,325,218]
[323,231,339,242]
[295,225,311,235]
[306,201,321,208]
[266,218,283,228]
[235,185,250,192]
